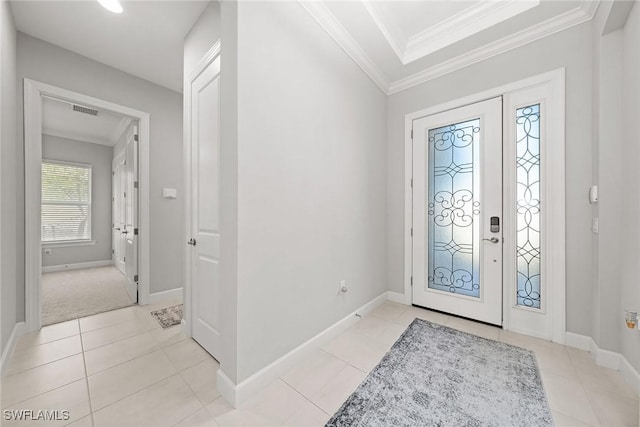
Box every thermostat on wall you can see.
[163,188,177,199]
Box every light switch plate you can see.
[163,188,177,199]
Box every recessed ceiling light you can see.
[97,0,123,14]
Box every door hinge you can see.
[134,181,138,189]
[124,192,126,198]
[410,276,413,286]
[410,178,413,188]
[411,129,413,140]
[411,227,413,237]
[134,134,139,142]
[112,171,115,176]
[134,228,138,235]
[134,274,138,282]
[123,257,126,262]
[112,249,115,255]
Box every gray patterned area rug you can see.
[150,304,183,328]
[326,319,553,427]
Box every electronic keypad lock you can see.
[490,216,500,233]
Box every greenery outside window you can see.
[41,160,92,244]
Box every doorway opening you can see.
[24,79,151,331]
[39,96,139,326]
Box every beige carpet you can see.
[42,266,135,326]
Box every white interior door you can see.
[112,151,126,275]
[188,54,221,358]
[412,97,503,325]
[124,125,138,303]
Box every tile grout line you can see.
[4,339,84,377]
[84,342,206,418]
[78,322,97,427]
[279,376,332,417]
[170,367,207,427]
[83,329,184,377]
[81,322,163,352]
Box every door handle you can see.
[187,238,197,246]
[122,230,128,234]
[483,237,500,244]
[114,227,121,231]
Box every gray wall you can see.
[15,33,183,322]
[184,2,221,79]
[619,2,640,372]
[233,1,387,382]
[593,28,623,354]
[1,0,17,353]
[218,0,239,382]
[41,135,113,267]
[386,22,594,337]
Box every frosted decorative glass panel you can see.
[427,119,481,298]
[515,104,541,308]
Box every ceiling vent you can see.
[72,104,99,116]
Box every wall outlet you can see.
[44,248,52,255]
[339,280,347,293]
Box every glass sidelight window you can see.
[515,104,541,308]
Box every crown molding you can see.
[298,1,389,94]
[362,1,406,63]
[404,0,540,64]
[299,0,598,97]
[42,128,114,147]
[388,1,599,95]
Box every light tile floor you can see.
[2,301,638,426]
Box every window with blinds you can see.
[41,161,92,243]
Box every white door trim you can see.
[182,40,221,337]
[403,68,566,343]
[24,79,151,332]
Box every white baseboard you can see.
[217,369,237,408]
[565,332,640,393]
[148,287,183,304]
[619,355,640,394]
[1,322,26,375]
[41,259,113,274]
[387,291,407,304]
[565,332,591,351]
[218,292,389,408]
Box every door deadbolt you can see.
[187,238,197,246]
[490,216,500,233]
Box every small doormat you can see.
[326,319,553,427]
[150,304,183,329]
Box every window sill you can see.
[41,240,96,248]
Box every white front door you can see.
[187,53,222,359]
[112,151,126,275]
[124,125,138,303]
[412,97,503,325]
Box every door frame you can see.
[403,68,566,343]
[182,40,221,337]
[112,147,126,276]
[24,79,151,332]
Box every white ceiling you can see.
[10,0,210,93]
[10,0,599,96]
[42,96,131,146]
